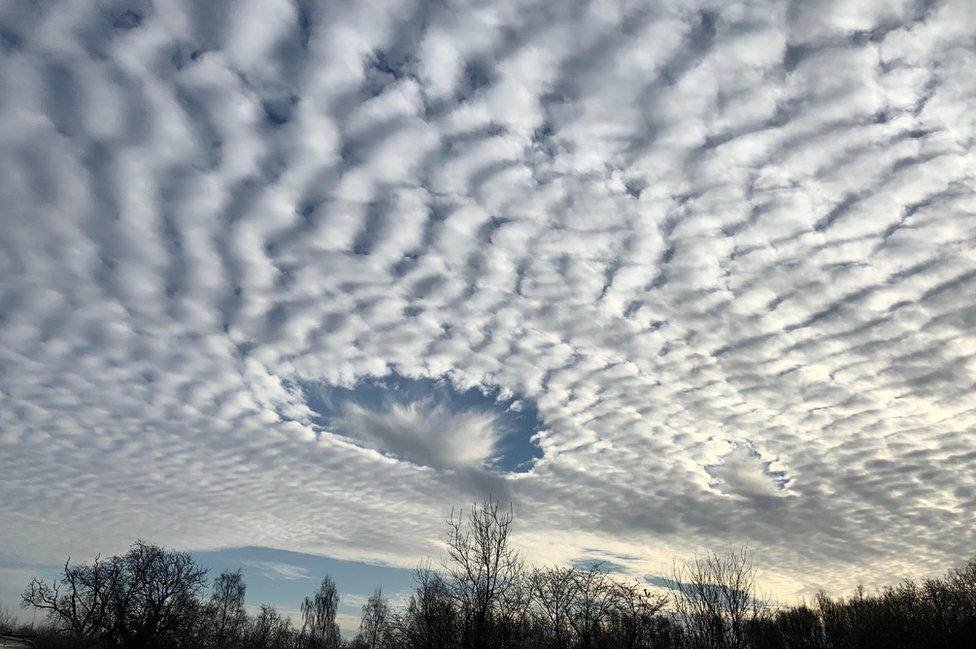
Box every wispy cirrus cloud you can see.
[241,560,311,582]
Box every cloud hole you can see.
[292,373,545,474]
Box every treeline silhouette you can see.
[8,499,976,649]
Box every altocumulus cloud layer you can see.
[1,0,975,600]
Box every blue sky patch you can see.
[292,373,545,473]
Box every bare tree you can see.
[22,540,207,649]
[665,547,763,649]
[494,563,533,649]
[246,604,297,649]
[21,531,976,649]
[530,563,669,649]
[566,564,615,649]
[209,569,247,648]
[530,566,576,649]
[608,578,669,649]
[355,587,390,649]
[444,497,524,649]
[760,604,824,649]
[301,576,341,649]
[393,561,457,649]
[0,604,18,634]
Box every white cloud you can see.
[336,399,500,470]
[1,0,975,606]
[241,560,311,582]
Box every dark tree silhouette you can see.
[22,540,207,649]
[16,513,976,649]
[301,576,341,649]
[665,547,764,649]
[392,561,457,649]
[352,587,390,649]
[607,578,669,649]
[444,497,524,649]
[0,604,18,635]
[530,566,577,649]
[246,604,297,649]
[208,569,248,648]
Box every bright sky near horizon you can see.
[1,0,976,620]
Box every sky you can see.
[1,0,976,627]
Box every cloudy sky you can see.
[2,0,976,622]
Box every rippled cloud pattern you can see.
[1,0,975,600]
